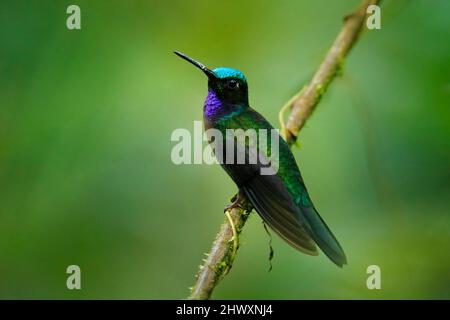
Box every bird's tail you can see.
[300,205,347,267]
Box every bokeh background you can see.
[1,0,449,299]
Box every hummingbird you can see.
[174,51,347,267]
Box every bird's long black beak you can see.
[174,51,216,79]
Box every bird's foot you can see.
[224,192,252,213]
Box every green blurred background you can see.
[0,0,449,299]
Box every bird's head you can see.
[174,51,248,105]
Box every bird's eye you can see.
[227,79,239,89]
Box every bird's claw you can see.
[224,198,244,213]
[224,192,252,213]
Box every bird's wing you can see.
[242,172,318,255]
[242,162,347,266]
[218,107,347,266]
[216,108,317,255]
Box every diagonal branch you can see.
[188,0,382,300]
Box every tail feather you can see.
[300,206,347,267]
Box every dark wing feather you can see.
[215,107,346,266]
[242,173,318,255]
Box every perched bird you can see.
[175,51,347,267]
